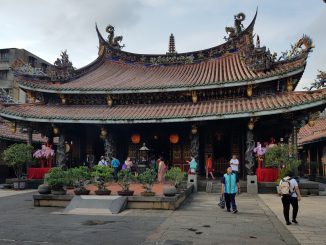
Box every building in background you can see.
[0,48,51,103]
[298,111,326,178]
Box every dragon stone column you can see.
[190,134,200,168]
[245,130,255,175]
[56,130,66,168]
[104,131,116,163]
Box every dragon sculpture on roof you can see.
[106,25,125,50]
[225,12,246,40]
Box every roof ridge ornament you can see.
[167,33,177,55]
[48,50,75,82]
[106,25,125,50]
[11,58,47,77]
[224,12,246,41]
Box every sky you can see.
[0,0,325,90]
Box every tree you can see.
[2,143,34,179]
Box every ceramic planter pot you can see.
[95,189,111,195]
[74,189,90,195]
[163,186,177,196]
[38,184,51,194]
[117,190,134,196]
[140,191,155,196]
[51,188,67,195]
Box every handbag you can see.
[218,194,225,209]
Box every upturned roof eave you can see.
[0,93,324,124]
[18,65,305,95]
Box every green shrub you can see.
[118,170,136,191]
[165,167,186,186]
[138,168,157,188]
[2,143,34,179]
[91,165,113,190]
[45,167,70,189]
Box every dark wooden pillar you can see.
[27,126,32,145]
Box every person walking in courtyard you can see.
[111,156,120,182]
[205,154,215,179]
[279,171,302,225]
[229,154,239,176]
[157,157,166,183]
[221,166,240,213]
[98,156,108,166]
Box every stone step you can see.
[319,191,326,196]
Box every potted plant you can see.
[91,165,113,195]
[138,168,157,196]
[117,169,136,196]
[164,167,186,196]
[69,166,91,195]
[45,167,70,195]
[2,143,34,190]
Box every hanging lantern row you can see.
[307,111,320,128]
[169,134,179,144]
[247,85,253,97]
[131,134,141,144]
[248,118,255,130]
[52,124,60,135]
[100,127,108,138]
[287,78,293,92]
[9,121,16,133]
[191,125,198,135]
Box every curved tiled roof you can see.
[18,52,306,94]
[0,119,46,143]
[298,117,326,145]
[0,90,325,124]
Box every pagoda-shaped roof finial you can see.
[167,33,176,54]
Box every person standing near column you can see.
[111,156,120,182]
[205,154,215,180]
[221,166,240,213]
[230,155,239,176]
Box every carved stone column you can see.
[190,134,199,165]
[245,130,255,175]
[56,130,66,167]
[104,131,116,162]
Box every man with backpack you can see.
[279,171,302,225]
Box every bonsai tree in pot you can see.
[138,168,157,196]
[164,167,186,196]
[2,143,34,190]
[91,165,113,195]
[117,169,136,196]
[45,167,70,195]
[69,166,91,195]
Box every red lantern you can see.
[131,134,141,144]
[169,134,179,144]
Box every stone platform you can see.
[33,184,194,210]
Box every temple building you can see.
[0,11,325,177]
